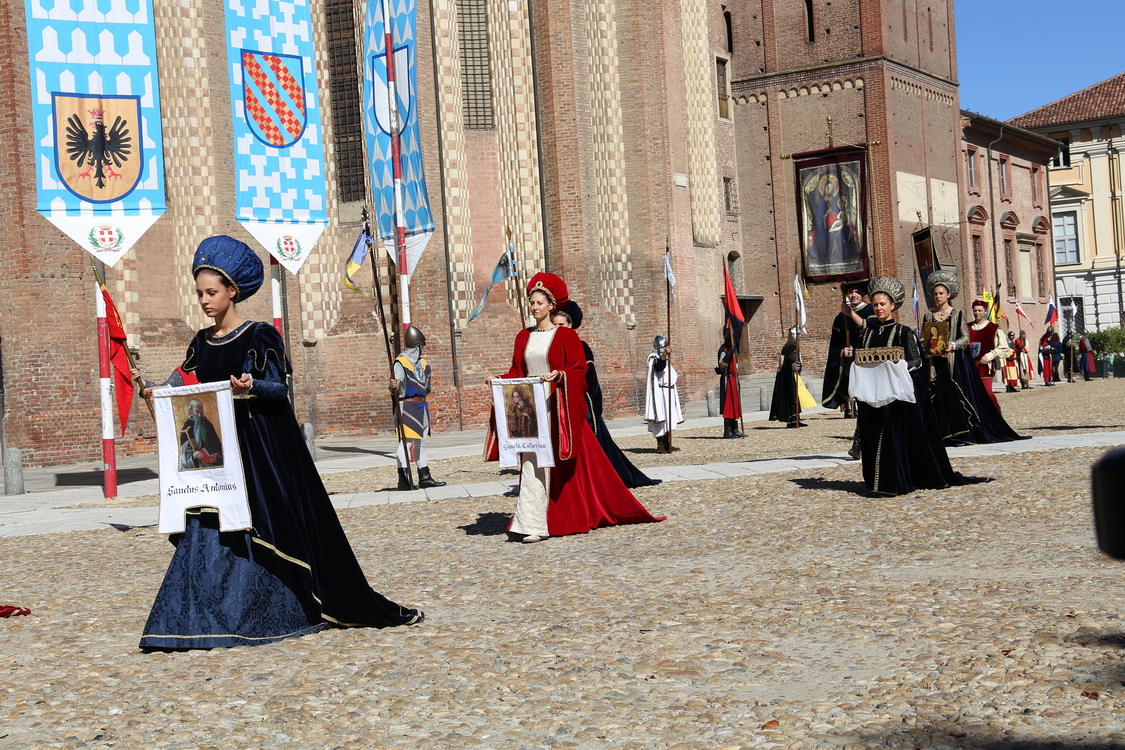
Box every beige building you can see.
[1009,72,1125,334]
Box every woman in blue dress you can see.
[135,236,422,650]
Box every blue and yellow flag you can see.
[981,289,1006,326]
[344,230,375,298]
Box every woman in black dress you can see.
[552,301,660,488]
[135,236,422,649]
[843,275,962,497]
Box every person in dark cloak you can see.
[821,282,871,418]
[841,275,987,497]
[768,327,805,428]
[552,301,661,488]
[715,326,745,439]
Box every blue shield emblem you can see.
[371,45,413,135]
[241,50,308,147]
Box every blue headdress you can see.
[192,236,264,302]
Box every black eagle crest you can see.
[65,110,132,189]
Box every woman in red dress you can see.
[486,273,665,542]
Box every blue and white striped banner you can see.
[364,0,435,275]
[24,0,166,267]
[224,0,327,273]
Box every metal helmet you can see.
[404,325,426,348]
[653,335,669,355]
[787,326,800,342]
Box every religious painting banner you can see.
[154,382,251,534]
[24,0,167,267]
[364,0,435,275]
[912,226,939,310]
[793,147,869,283]
[491,378,554,469]
[224,0,328,273]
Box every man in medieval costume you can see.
[716,326,744,439]
[645,336,683,454]
[1013,330,1034,389]
[769,327,806,428]
[821,282,871,418]
[389,326,446,490]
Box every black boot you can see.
[722,418,743,438]
[417,466,446,488]
[395,467,413,491]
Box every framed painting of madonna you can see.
[793,147,870,283]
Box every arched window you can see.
[804,0,814,42]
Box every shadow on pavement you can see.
[318,445,392,457]
[458,512,510,536]
[55,467,158,487]
[851,724,1125,749]
[1065,629,1125,650]
[1031,424,1123,431]
[788,476,866,493]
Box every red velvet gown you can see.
[486,326,665,536]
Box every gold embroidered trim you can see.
[527,281,556,308]
[141,626,324,643]
[205,320,255,346]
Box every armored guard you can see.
[645,336,683,453]
[390,326,446,490]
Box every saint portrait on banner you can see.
[793,149,869,282]
[505,384,538,439]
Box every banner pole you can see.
[93,265,117,499]
[270,256,284,335]
[665,244,673,450]
[365,211,414,490]
[383,0,411,336]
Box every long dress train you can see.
[486,326,664,536]
[141,322,420,650]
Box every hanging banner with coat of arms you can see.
[224,0,327,273]
[24,0,167,267]
[364,0,435,275]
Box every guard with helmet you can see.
[388,326,446,490]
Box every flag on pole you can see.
[343,229,376,298]
[664,251,677,298]
[981,289,1006,326]
[912,281,919,323]
[467,249,517,323]
[99,284,135,435]
[24,0,167,267]
[1014,300,1034,328]
[365,0,435,274]
[1044,295,1058,326]
[793,274,808,333]
[721,264,744,348]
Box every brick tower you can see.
[729,0,965,370]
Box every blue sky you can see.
[955,0,1125,122]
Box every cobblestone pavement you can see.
[2,381,1125,749]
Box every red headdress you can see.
[971,299,988,310]
[526,272,569,312]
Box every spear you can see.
[364,208,415,491]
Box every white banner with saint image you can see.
[154,382,251,534]
[491,378,554,468]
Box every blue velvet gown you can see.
[140,322,421,650]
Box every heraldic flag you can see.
[24,0,167,266]
[100,282,135,435]
[224,0,329,273]
[364,0,436,276]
